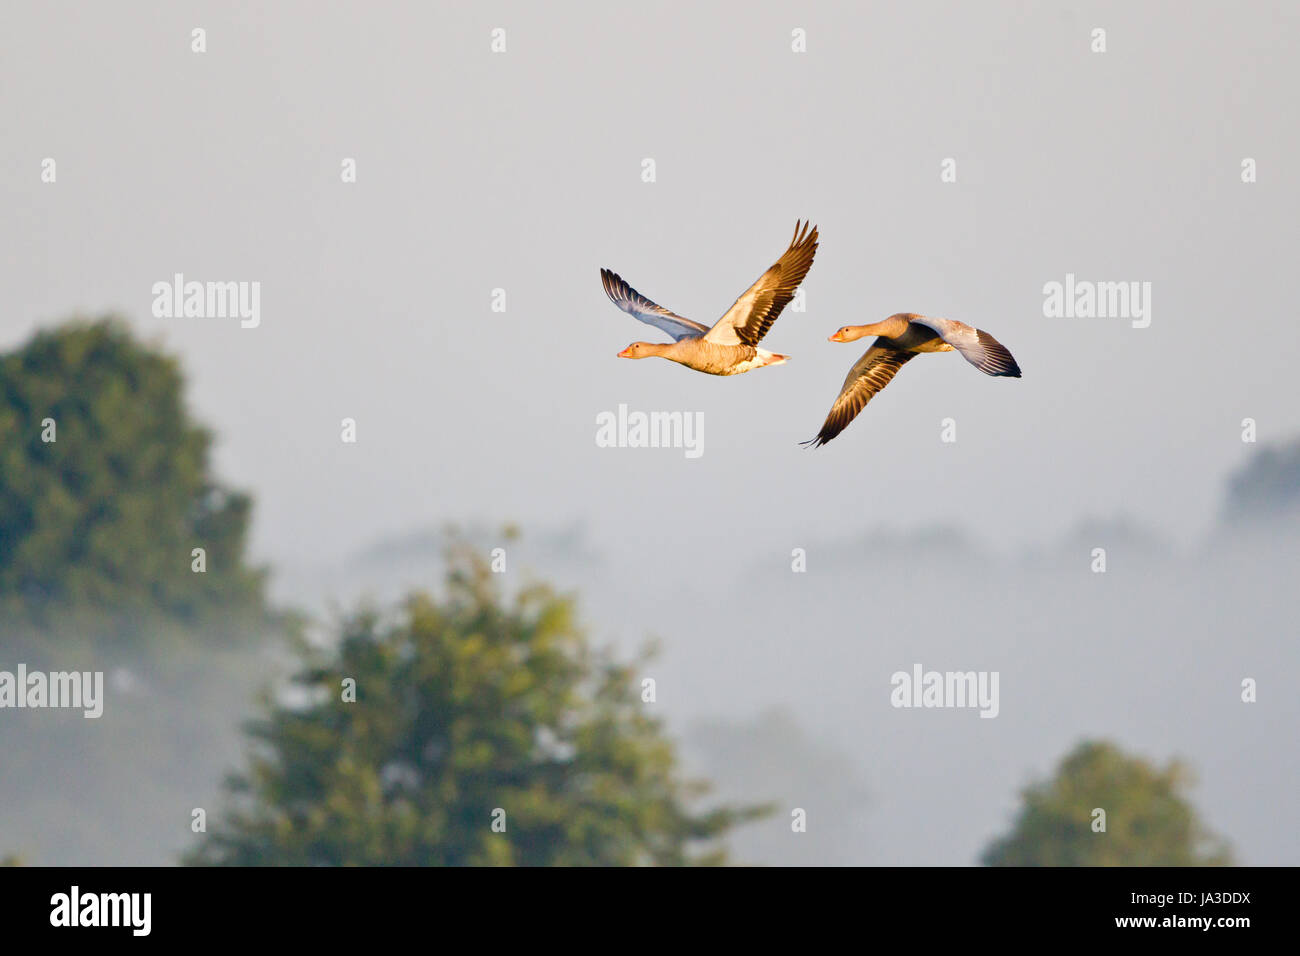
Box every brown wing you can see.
[801,344,917,448]
[705,220,818,346]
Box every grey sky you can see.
[2,1,1297,864]
[4,1,1297,566]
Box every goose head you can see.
[618,342,661,359]
[829,325,870,343]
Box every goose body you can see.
[804,313,1021,448]
[601,220,818,376]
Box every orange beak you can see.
[617,347,632,358]
[828,331,845,342]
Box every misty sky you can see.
[5,1,1298,567]
[3,2,1297,865]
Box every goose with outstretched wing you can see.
[803,313,1021,448]
[600,220,818,376]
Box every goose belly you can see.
[676,342,764,375]
[720,351,769,375]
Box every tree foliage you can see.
[981,740,1232,866]
[1222,438,1300,524]
[0,318,267,646]
[188,540,763,865]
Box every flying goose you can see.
[600,220,818,376]
[803,313,1021,448]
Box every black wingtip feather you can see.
[974,329,1022,378]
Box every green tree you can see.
[981,740,1233,866]
[0,317,281,866]
[0,318,268,648]
[187,540,763,866]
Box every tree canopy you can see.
[0,318,267,646]
[1222,438,1300,524]
[981,740,1232,866]
[187,540,763,865]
